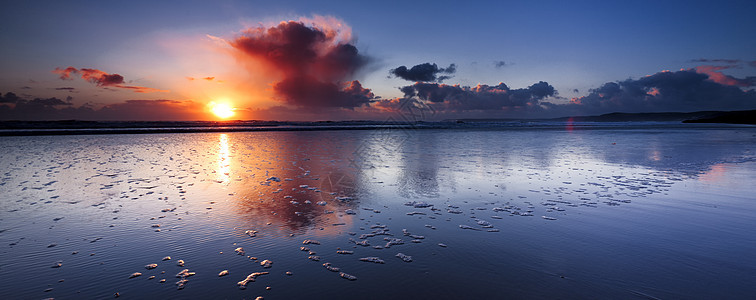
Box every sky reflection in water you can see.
[0,126,755,299]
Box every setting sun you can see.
[209,102,235,119]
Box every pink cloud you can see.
[229,19,374,108]
[694,65,756,87]
[52,66,168,93]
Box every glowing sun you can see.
[210,102,235,119]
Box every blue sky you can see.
[1,0,755,120]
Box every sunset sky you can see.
[1,0,755,121]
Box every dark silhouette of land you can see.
[681,110,756,124]
[455,110,756,124]
[1,110,753,136]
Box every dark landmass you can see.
[0,119,433,130]
[452,110,754,123]
[451,110,755,124]
[1,110,753,136]
[0,120,453,136]
[0,120,279,130]
[551,111,725,122]
[681,110,756,124]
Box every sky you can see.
[1,0,755,121]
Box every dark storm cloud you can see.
[569,69,756,114]
[230,20,375,108]
[388,81,556,112]
[389,63,457,82]
[273,77,375,108]
[376,67,756,119]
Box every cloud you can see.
[53,67,123,86]
[117,86,171,93]
[375,67,756,119]
[568,69,756,114]
[371,97,423,113]
[52,67,168,93]
[28,97,72,106]
[52,67,78,80]
[0,93,78,120]
[273,77,375,108]
[0,92,71,107]
[55,87,76,92]
[694,65,756,87]
[391,81,556,112]
[0,94,204,121]
[0,92,23,103]
[389,63,456,82]
[186,76,216,81]
[689,58,741,64]
[229,19,375,108]
[80,68,125,86]
[493,61,508,68]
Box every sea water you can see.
[1,124,755,299]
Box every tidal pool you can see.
[1,125,755,299]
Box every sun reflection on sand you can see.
[203,132,364,236]
[217,133,231,185]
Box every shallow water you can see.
[1,125,755,299]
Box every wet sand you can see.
[1,124,755,299]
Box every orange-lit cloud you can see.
[372,97,407,112]
[647,87,661,96]
[117,86,170,93]
[186,76,216,81]
[53,66,169,93]
[694,65,756,87]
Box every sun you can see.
[209,102,235,119]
